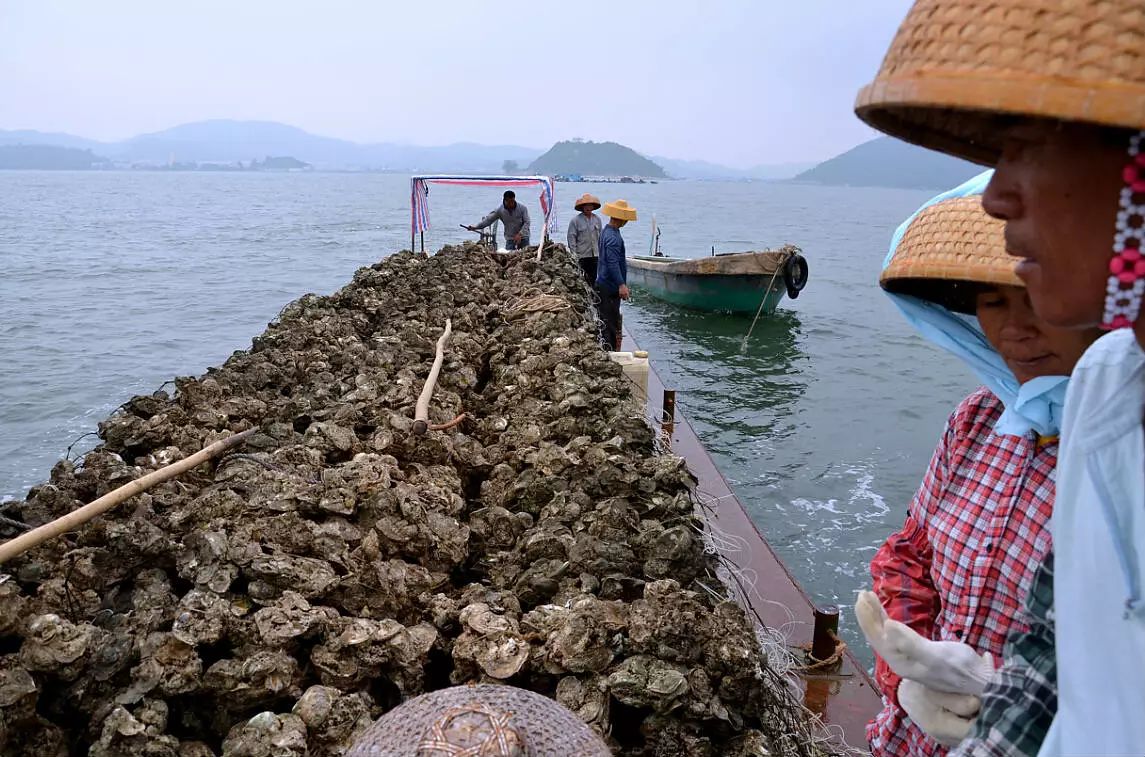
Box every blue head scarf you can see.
[884,170,1068,437]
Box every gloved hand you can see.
[855,590,994,695]
[898,679,980,747]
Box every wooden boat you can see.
[627,242,807,315]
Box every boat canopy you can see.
[410,174,556,251]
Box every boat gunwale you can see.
[621,326,880,747]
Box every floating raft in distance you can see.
[626,246,807,315]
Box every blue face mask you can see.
[884,171,1069,438]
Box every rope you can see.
[504,289,574,320]
[794,631,848,674]
[741,252,788,352]
[429,413,467,431]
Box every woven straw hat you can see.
[345,684,610,756]
[881,195,1021,313]
[855,0,1145,164]
[601,199,638,221]
[574,193,602,211]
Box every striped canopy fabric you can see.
[411,175,556,241]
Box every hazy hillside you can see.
[793,137,981,189]
[0,129,109,153]
[653,155,816,180]
[0,121,543,172]
[529,140,666,178]
[0,145,109,169]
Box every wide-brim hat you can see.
[602,199,637,221]
[855,0,1145,165]
[881,195,1021,314]
[574,193,602,211]
[345,684,610,756]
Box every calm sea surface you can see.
[0,171,975,662]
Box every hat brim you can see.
[883,277,1004,315]
[574,202,601,211]
[880,196,1022,313]
[856,70,1145,166]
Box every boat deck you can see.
[622,328,880,749]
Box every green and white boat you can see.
[626,219,808,315]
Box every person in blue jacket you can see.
[594,199,637,350]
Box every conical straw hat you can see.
[601,199,638,221]
[855,0,1145,164]
[881,196,1021,314]
[345,684,611,756]
[574,193,602,210]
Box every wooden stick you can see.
[412,319,452,436]
[0,428,256,564]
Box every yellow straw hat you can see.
[601,199,638,221]
[855,0,1145,164]
[573,193,602,211]
[881,196,1021,314]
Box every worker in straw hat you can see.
[567,193,603,286]
[856,0,1145,753]
[595,199,637,351]
[344,683,610,756]
[856,171,1098,755]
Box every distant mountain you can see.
[0,144,110,170]
[529,140,666,178]
[0,121,544,172]
[793,137,981,189]
[0,121,821,179]
[653,155,816,180]
[0,129,109,153]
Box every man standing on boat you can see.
[596,199,636,351]
[467,190,530,249]
[567,193,603,286]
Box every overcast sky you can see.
[0,1,914,167]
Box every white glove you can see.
[898,678,980,747]
[855,590,994,695]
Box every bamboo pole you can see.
[411,319,452,436]
[0,427,256,564]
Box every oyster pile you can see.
[0,244,831,756]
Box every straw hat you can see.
[345,684,610,756]
[601,199,638,221]
[574,193,602,211]
[855,0,1145,164]
[881,195,1021,313]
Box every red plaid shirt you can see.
[867,388,1056,756]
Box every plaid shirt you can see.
[949,553,1057,756]
[867,388,1056,756]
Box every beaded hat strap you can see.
[1103,131,1145,330]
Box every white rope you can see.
[741,252,789,352]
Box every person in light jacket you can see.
[567,193,602,286]
[856,0,1145,753]
[594,199,636,351]
[859,172,1097,756]
[467,190,530,249]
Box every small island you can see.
[527,139,666,180]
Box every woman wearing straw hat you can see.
[567,193,603,286]
[595,199,637,351]
[856,173,1098,755]
[856,1,1145,753]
